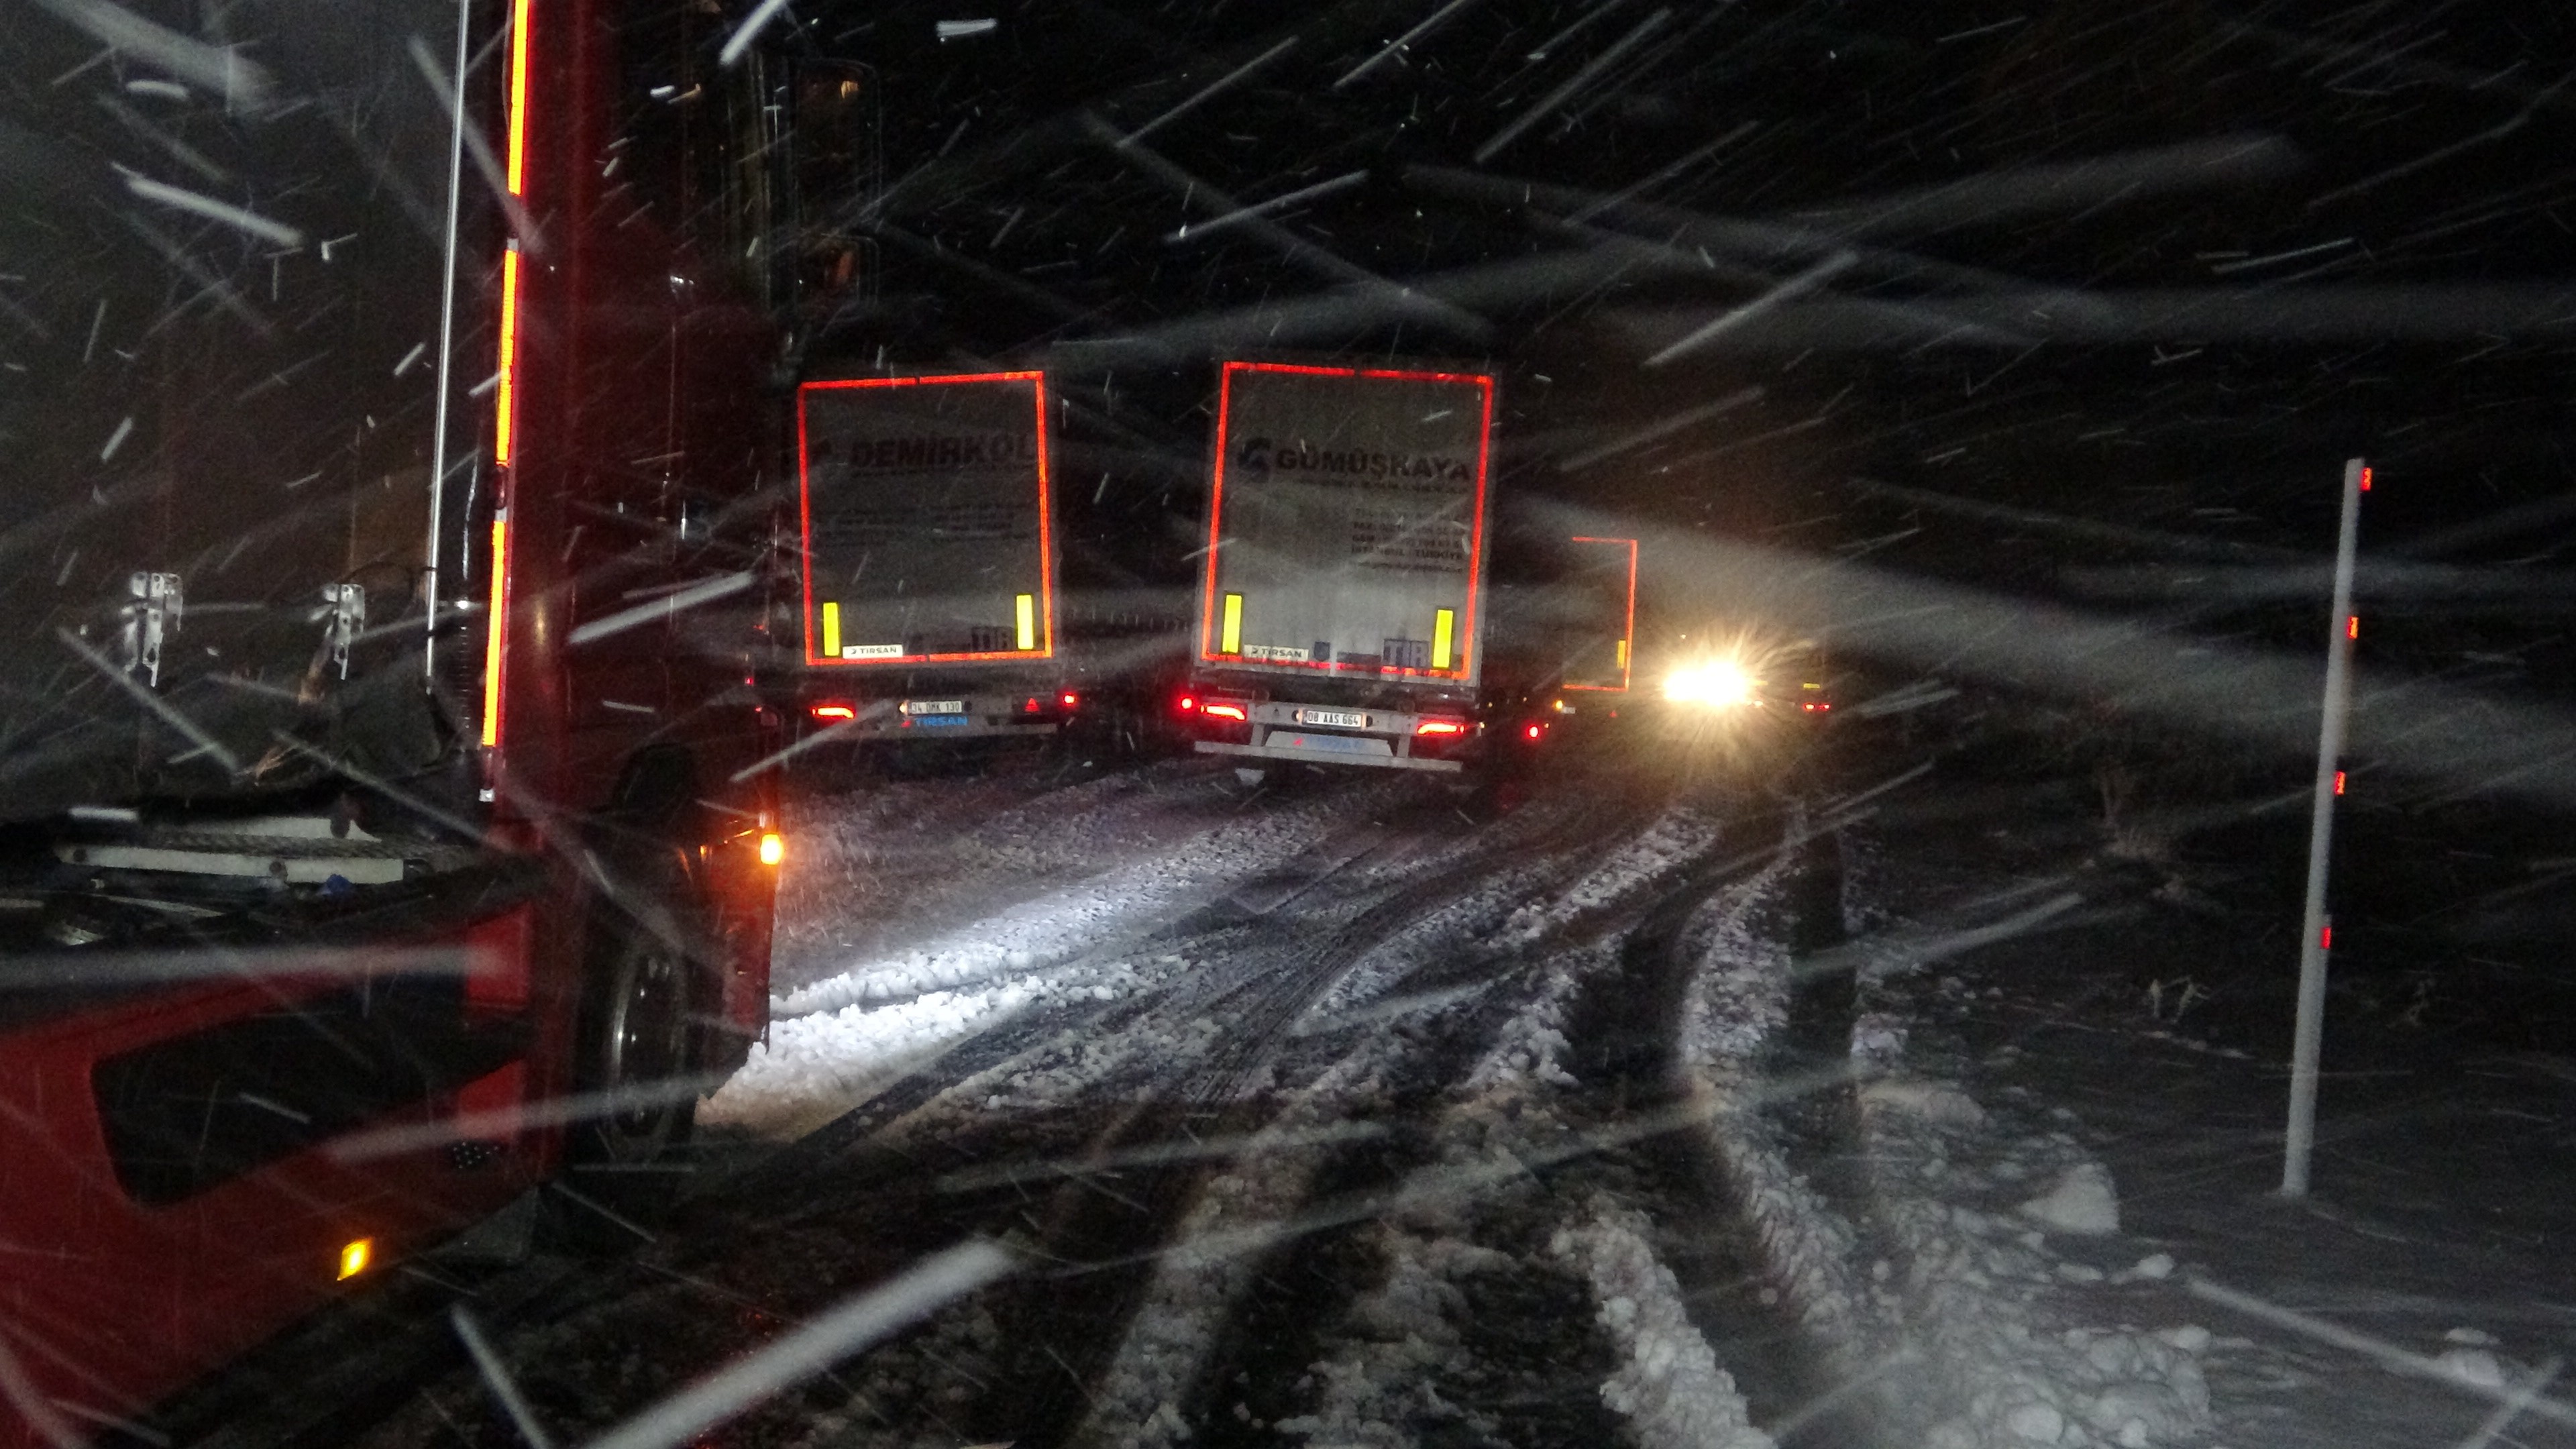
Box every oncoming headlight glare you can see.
[1663,658,1756,708]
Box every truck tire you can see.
[552,850,705,1248]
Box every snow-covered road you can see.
[354,753,2236,1449]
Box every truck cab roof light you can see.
[1202,702,1249,722]
[1415,718,1468,736]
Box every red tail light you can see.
[1202,702,1249,722]
[1177,695,1197,713]
[1415,718,1468,737]
[1061,692,1079,708]
[810,702,857,722]
[1523,722,1543,740]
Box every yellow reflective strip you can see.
[480,514,508,749]
[1431,608,1455,671]
[1617,638,1629,669]
[820,601,841,658]
[493,246,520,466]
[1220,593,1244,655]
[1015,593,1036,650]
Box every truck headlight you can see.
[1664,659,1756,708]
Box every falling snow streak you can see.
[1473,9,1672,164]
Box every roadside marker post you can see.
[2282,457,2366,1198]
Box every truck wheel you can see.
[553,857,703,1248]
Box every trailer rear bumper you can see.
[1195,739,1464,773]
[866,718,1061,741]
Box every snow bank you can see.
[2019,1163,2121,1237]
[1277,1222,1520,1448]
[701,979,1041,1139]
[1856,1067,2212,1449]
[1548,1199,1774,1449]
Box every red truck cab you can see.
[0,0,849,1439]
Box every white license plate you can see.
[1297,708,1369,729]
[904,699,967,715]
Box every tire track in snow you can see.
[1084,788,1786,1448]
[1051,782,1699,1448]
[808,784,1654,1449]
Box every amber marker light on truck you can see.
[759,833,785,867]
[337,1238,374,1281]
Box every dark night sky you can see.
[775,0,2575,708]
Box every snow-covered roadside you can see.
[1849,927,2217,1447]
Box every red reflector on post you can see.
[1202,702,1248,722]
[2347,615,2359,639]
[2334,770,2346,796]
[811,703,856,722]
[1415,718,1468,736]
[2359,468,2372,492]
[2320,924,2332,950]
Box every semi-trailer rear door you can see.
[1562,536,1638,693]
[1198,363,1495,686]
[796,372,1057,667]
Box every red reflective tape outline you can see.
[796,372,1054,666]
[1565,535,1638,692]
[1201,362,1497,679]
